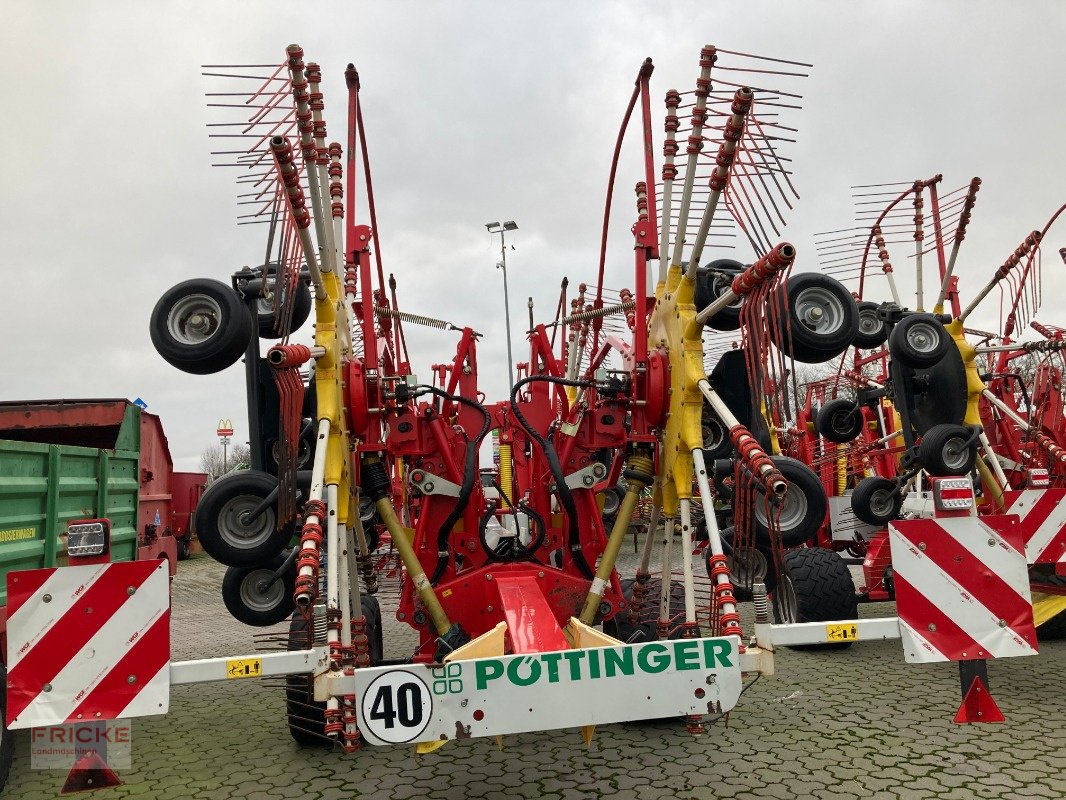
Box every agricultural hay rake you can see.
[5,41,1065,775]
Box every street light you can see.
[486,220,518,388]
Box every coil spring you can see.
[373,305,452,331]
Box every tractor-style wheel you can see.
[853,301,888,349]
[222,554,296,627]
[285,611,328,746]
[150,278,253,375]
[599,485,626,524]
[285,594,382,747]
[816,399,864,444]
[709,526,776,601]
[256,270,312,339]
[701,404,733,460]
[775,547,858,650]
[266,426,316,474]
[177,537,191,561]
[851,476,901,527]
[888,313,950,368]
[195,470,294,567]
[772,273,859,363]
[920,424,977,476]
[753,456,827,548]
[694,259,744,332]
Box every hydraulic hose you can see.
[509,374,599,579]
[404,385,491,585]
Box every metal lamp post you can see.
[486,220,518,388]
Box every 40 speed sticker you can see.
[353,635,742,746]
[359,670,433,744]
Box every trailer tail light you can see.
[67,519,110,558]
[931,478,974,512]
[1028,469,1050,488]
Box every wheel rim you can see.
[941,436,970,471]
[728,546,768,590]
[755,483,808,532]
[905,321,941,355]
[218,495,276,549]
[774,572,798,623]
[858,308,882,337]
[869,487,896,518]
[272,438,311,469]
[795,287,846,336]
[712,273,742,310]
[238,571,285,614]
[240,568,286,613]
[831,408,858,436]
[702,418,725,450]
[168,294,223,345]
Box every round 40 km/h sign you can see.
[359,670,433,744]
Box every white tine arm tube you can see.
[294,418,332,607]
[678,498,697,623]
[286,45,333,275]
[693,242,795,327]
[306,62,337,274]
[658,89,681,285]
[270,136,325,299]
[684,87,753,281]
[669,46,717,272]
[692,448,739,632]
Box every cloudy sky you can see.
[4,2,1064,471]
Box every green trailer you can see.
[0,400,177,653]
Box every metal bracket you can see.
[563,461,608,491]
[410,468,462,498]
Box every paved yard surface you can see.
[5,550,1065,800]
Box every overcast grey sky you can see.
[3,1,1064,471]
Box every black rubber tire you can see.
[851,477,901,527]
[816,399,864,444]
[222,554,296,627]
[177,537,191,561]
[195,470,295,567]
[286,611,328,746]
[1031,572,1066,641]
[707,527,777,601]
[701,403,733,460]
[256,272,312,339]
[0,663,14,793]
[694,259,744,332]
[888,313,950,368]
[754,456,828,548]
[150,278,253,375]
[771,273,859,363]
[853,301,889,349]
[358,496,382,554]
[600,485,626,522]
[266,426,316,473]
[603,577,694,645]
[919,424,977,477]
[285,596,382,747]
[361,594,385,664]
[777,547,858,650]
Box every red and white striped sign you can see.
[1002,488,1066,567]
[888,515,1038,664]
[6,561,170,730]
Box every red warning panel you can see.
[6,561,171,729]
[1002,488,1066,567]
[888,515,1038,664]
